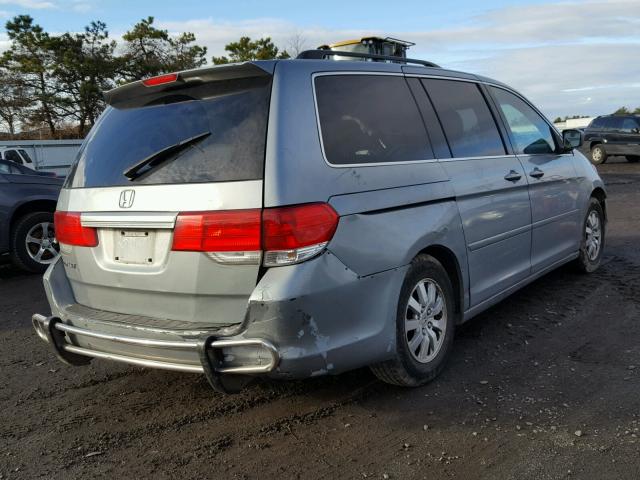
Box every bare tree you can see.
[0,66,31,138]
[286,32,308,57]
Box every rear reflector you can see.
[142,73,179,87]
[54,211,98,247]
[171,203,339,266]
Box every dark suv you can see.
[584,115,640,164]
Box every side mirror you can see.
[562,129,583,150]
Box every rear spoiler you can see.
[104,61,276,108]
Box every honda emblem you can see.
[119,189,135,208]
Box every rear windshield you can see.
[66,77,271,188]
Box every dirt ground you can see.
[1,158,639,480]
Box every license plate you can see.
[114,230,155,264]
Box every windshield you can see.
[66,76,271,188]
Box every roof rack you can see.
[381,37,416,48]
[296,49,440,68]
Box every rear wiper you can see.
[123,131,211,180]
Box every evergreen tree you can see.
[213,36,289,64]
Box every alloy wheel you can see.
[585,210,602,261]
[592,148,603,162]
[404,278,448,363]
[25,221,59,264]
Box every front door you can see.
[489,86,581,272]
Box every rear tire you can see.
[10,212,59,273]
[574,198,605,273]
[590,145,607,165]
[371,254,455,387]
[626,155,640,163]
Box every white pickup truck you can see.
[0,139,83,177]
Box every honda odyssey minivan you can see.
[33,51,606,393]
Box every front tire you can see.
[590,145,607,165]
[371,255,455,387]
[574,198,605,273]
[10,212,59,273]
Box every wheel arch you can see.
[417,244,464,322]
[10,199,57,232]
[591,187,607,221]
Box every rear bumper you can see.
[34,257,281,384]
[35,253,406,382]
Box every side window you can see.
[314,75,433,165]
[18,149,33,163]
[4,149,22,164]
[0,163,11,174]
[490,87,556,155]
[422,79,505,158]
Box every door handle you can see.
[504,170,522,182]
[529,168,544,179]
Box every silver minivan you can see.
[33,52,606,393]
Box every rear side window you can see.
[621,118,640,133]
[490,87,556,155]
[314,75,433,165]
[422,79,505,158]
[66,76,271,188]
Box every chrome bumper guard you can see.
[32,314,279,377]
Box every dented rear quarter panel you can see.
[244,251,408,378]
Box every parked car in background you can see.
[32,52,606,394]
[0,159,63,272]
[583,115,640,164]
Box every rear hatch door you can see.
[57,63,274,327]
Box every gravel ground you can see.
[1,158,639,480]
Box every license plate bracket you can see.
[114,230,155,265]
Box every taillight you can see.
[172,210,262,252]
[262,203,338,266]
[54,211,98,247]
[171,203,339,266]
[142,73,179,87]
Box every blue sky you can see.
[0,0,555,32]
[1,0,639,118]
